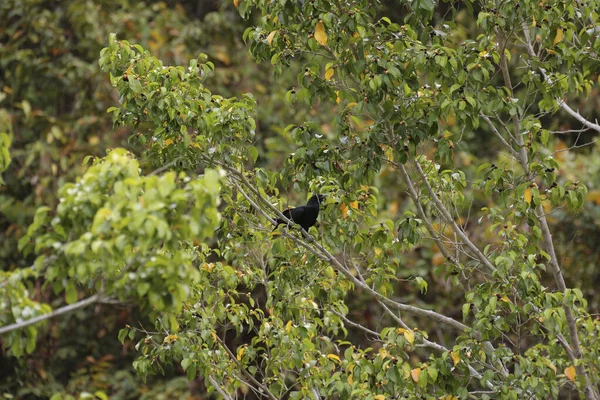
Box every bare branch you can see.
[480,114,520,159]
[0,294,101,335]
[208,375,234,400]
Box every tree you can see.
[4,0,600,399]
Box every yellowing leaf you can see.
[374,396,385,400]
[532,15,536,27]
[524,188,533,204]
[233,0,239,8]
[285,320,293,333]
[163,334,178,344]
[335,91,341,104]
[340,203,349,219]
[564,365,576,382]
[410,367,421,382]
[314,22,327,46]
[347,374,354,384]
[553,28,564,45]
[544,359,557,374]
[267,30,277,46]
[325,68,334,80]
[500,296,511,303]
[327,354,341,362]
[451,351,460,366]
[374,248,382,256]
[349,201,359,210]
[403,330,415,344]
[237,346,245,360]
[202,263,214,272]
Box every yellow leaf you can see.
[285,320,293,333]
[340,203,349,219]
[325,67,334,80]
[564,365,576,382]
[532,15,536,27]
[314,21,327,46]
[500,296,511,303]
[237,346,245,360]
[233,0,239,8]
[374,396,385,400]
[349,201,359,210]
[524,188,532,204]
[451,351,460,366]
[410,367,421,382]
[554,28,564,45]
[347,374,354,384]
[163,334,178,344]
[335,91,341,104]
[327,354,341,362]
[164,138,174,146]
[374,248,382,256]
[403,330,415,344]
[267,30,277,46]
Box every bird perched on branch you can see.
[273,194,325,232]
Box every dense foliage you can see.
[2,0,600,399]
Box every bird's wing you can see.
[288,206,305,223]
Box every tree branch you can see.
[208,375,234,400]
[215,335,279,400]
[412,160,497,274]
[0,294,101,335]
[521,23,600,134]
[227,168,469,333]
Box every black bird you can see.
[273,194,325,232]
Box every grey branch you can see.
[0,294,101,335]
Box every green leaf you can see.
[249,146,259,163]
[65,281,77,304]
[129,77,142,94]
[118,328,129,344]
